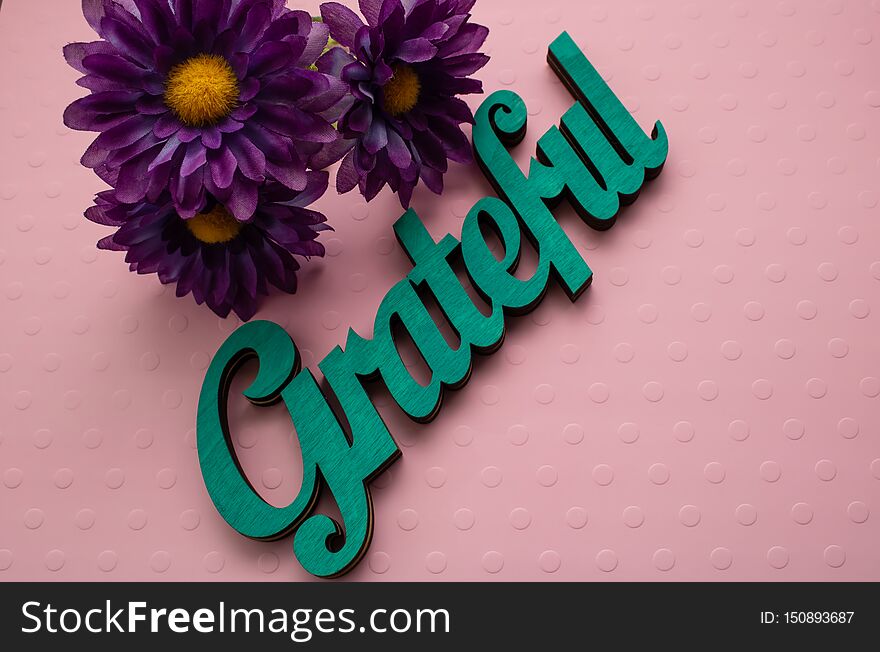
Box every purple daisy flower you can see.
[318,0,489,207]
[64,0,349,221]
[86,172,331,320]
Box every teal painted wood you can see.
[460,195,565,312]
[196,31,669,578]
[396,209,507,355]
[338,275,472,422]
[547,31,668,175]
[196,321,316,541]
[285,367,399,578]
[472,89,594,304]
[197,319,400,578]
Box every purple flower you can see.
[86,172,331,320]
[319,0,489,207]
[64,0,349,222]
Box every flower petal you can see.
[82,0,107,33]
[232,2,271,53]
[336,148,359,193]
[181,140,208,177]
[291,170,330,207]
[201,126,222,149]
[256,103,337,143]
[226,174,259,220]
[395,38,438,63]
[439,23,488,56]
[440,52,490,77]
[359,0,382,26]
[309,137,355,170]
[94,114,156,150]
[135,94,169,115]
[209,146,237,189]
[172,169,207,218]
[298,19,330,67]
[116,151,159,203]
[248,40,293,77]
[363,115,388,154]
[346,101,372,134]
[99,16,154,66]
[227,134,267,181]
[386,126,412,169]
[148,133,184,172]
[133,0,175,43]
[316,45,356,77]
[153,112,182,139]
[266,161,307,191]
[320,2,365,48]
[63,40,116,74]
[63,91,139,131]
[232,249,259,298]
[420,163,444,195]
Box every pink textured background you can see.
[1,0,879,581]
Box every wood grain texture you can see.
[197,32,668,578]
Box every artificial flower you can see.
[63,0,348,221]
[318,0,489,207]
[85,172,331,320]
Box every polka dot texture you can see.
[0,0,877,580]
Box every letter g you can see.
[196,321,319,540]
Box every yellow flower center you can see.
[164,54,239,127]
[185,205,242,244]
[382,64,421,116]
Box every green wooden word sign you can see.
[197,32,668,578]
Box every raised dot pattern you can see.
[0,0,877,581]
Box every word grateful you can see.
[196,32,668,577]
